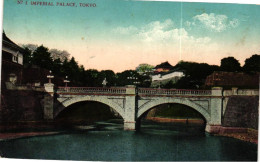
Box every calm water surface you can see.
[0,119,257,161]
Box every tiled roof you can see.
[2,32,24,52]
[154,61,173,69]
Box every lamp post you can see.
[47,70,54,83]
[64,76,70,87]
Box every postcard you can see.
[0,0,259,161]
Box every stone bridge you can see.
[43,83,259,133]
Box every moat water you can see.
[0,119,257,161]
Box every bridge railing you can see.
[57,87,212,96]
[138,88,212,96]
[237,89,259,96]
[224,89,259,96]
[57,87,127,94]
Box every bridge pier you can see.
[124,86,137,130]
[43,83,54,120]
[205,87,223,133]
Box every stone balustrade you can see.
[237,89,259,95]
[55,86,259,98]
[223,89,259,96]
[56,87,213,96]
[56,87,127,94]
[138,88,212,96]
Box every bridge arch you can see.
[137,98,210,123]
[54,96,125,119]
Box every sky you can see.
[2,0,260,72]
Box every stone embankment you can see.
[146,116,258,144]
[146,117,204,124]
[0,132,60,141]
[216,128,258,144]
[0,121,62,140]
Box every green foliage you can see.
[23,45,85,86]
[173,61,220,89]
[220,57,241,72]
[66,57,82,85]
[163,80,175,89]
[23,47,32,66]
[84,69,100,87]
[115,70,149,87]
[138,74,151,87]
[116,70,139,86]
[136,63,154,73]
[59,57,79,85]
[99,70,116,86]
[25,44,258,89]
[52,58,62,76]
[31,45,53,70]
[243,54,260,73]
[175,61,219,79]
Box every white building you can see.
[151,70,185,87]
[152,71,184,82]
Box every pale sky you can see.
[3,0,260,72]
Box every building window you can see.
[12,56,18,63]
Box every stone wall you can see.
[0,90,45,121]
[1,59,23,87]
[223,96,259,129]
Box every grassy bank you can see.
[216,128,258,144]
[146,117,204,125]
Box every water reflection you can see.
[0,119,257,161]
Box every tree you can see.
[49,49,70,62]
[173,61,220,89]
[98,70,116,87]
[76,65,86,86]
[84,69,100,87]
[116,70,140,86]
[23,47,32,66]
[65,57,81,85]
[220,57,241,72]
[52,58,63,76]
[22,44,38,52]
[31,45,53,70]
[136,64,154,74]
[243,54,260,73]
[60,58,69,75]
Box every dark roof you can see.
[2,32,24,52]
[3,32,17,45]
[154,61,173,69]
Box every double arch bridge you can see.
[43,84,258,133]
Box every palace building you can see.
[1,32,24,86]
[153,61,174,73]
